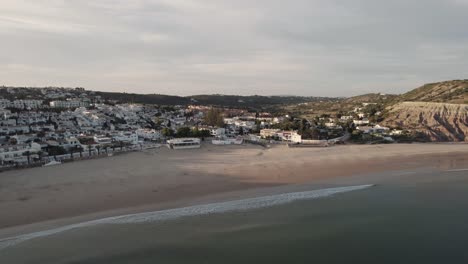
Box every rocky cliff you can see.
[383,102,468,142]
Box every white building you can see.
[169,117,187,126]
[136,129,161,140]
[291,132,302,143]
[65,137,83,150]
[260,129,281,138]
[0,119,17,126]
[276,130,295,141]
[112,132,139,145]
[167,138,201,149]
[0,142,41,164]
[210,127,226,137]
[50,100,90,108]
[0,125,30,134]
[0,100,11,109]
[353,119,370,126]
[390,129,404,136]
[0,108,11,119]
[340,116,354,121]
[94,135,112,145]
[356,125,390,134]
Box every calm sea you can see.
[1,169,468,263]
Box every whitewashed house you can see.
[136,129,161,140]
[112,132,139,145]
[0,142,41,164]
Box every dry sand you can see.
[1,143,468,237]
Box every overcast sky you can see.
[0,0,467,96]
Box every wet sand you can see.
[1,143,468,237]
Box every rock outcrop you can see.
[383,102,468,142]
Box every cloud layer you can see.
[0,0,467,96]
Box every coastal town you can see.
[0,86,406,169]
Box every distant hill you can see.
[95,91,334,108]
[343,93,398,105]
[94,92,190,106]
[398,80,468,104]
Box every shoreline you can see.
[1,143,468,238]
[0,184,374,249]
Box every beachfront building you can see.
[111,132,139,145]
[276,130,295,141]
[94,135,112,145]
[260,129,281,139]
[291,132,302,143]
[356,125,390,134]
[210,127,226,137]
[136,129,161,141]
[0,142,41,164]
[212,136,244,145]
[167,138,201,150]
[261,129,295,141]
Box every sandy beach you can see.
[1,143,468,238]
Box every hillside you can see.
[282,93,398,118]
[398,80,468,104]
[343,93,398,105]
[95,91,333,109]
[379,80,468,141]
[0,87,332,108]
[382,102,468,141]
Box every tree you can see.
[216,114,225,128]
[22,151,31,165]
[162,127,174,137]
[48,146,67,156]
[37,130,46,138]
[300,128,321,140]
[176,127,191,137]
[70,146,83,159]
[9,137,18,145]
[205,108,225,127]
[88,144,93,156]
[191,128,210,138]
[239,127,244,135]
[299,119,310,133]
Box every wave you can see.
[0,184,373,250]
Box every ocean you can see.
[1,169,468,263]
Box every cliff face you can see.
[383,102,468,142]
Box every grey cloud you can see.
[0,0,467,96]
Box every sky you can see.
[0,0,467,97]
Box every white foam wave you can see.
[0,184,373,250]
